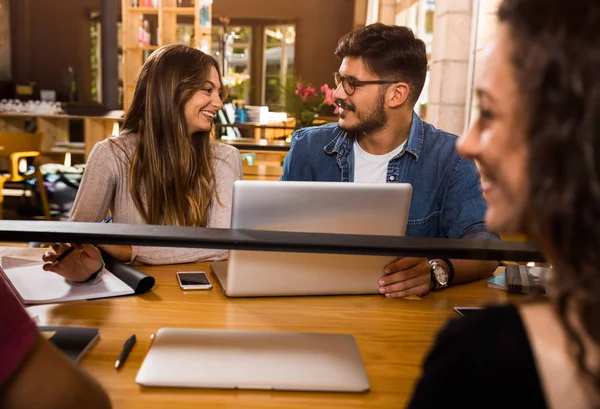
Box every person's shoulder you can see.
[417,118,478,174]
[434,304,541,372]
[408,304,546,409]
[292,122,343,145]
[426,304,534,375]
[93,133,137,158]
[212,141,240,161]
[419,118,460,148]
[288,122,345,157]
[211,142,242,177]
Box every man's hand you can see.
[379,257,431,298]
[42,244,103,283]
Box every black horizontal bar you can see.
[0,221,544,262]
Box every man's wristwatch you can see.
[429,259,449,291]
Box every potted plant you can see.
[282,74,339,128]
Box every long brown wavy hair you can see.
[119,44,223,227]
[498,0,600,400]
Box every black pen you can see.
[115,334,136,369]
[51,216,112,267]
[50,245,76,267]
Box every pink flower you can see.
[295,83,318,101]
[320,84,340,114]
[320,84,335,105]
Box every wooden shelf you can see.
[161,7,195,15]
[122,0,212,112]
[126,7,159,14]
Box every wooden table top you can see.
[2,247,515,409]
[218,138,291,152]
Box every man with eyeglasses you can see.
[281,23,498,298]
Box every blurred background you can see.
[0,0,503,222]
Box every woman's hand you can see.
[98,245,133,262]
[42,244,103,283]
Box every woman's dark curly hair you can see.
[498,0,600,399]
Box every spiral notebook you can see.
[0,256,155,305]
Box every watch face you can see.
[434,264,449,286]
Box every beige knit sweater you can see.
[69,134,242,265]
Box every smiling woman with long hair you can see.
[42,45,242,283]
[406,0,600,408]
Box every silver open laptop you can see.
[211,181,412,297]
[135,328,370,392]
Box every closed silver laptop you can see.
[135,328,370,392]
[211,180,412,297]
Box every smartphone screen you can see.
[453,307,483,317]
[176,272,212,289]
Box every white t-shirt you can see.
[353,140,405,183]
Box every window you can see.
[90,13,102,103]
[90,13,123,107]
[208,22,295,108]
[212,26,251,103]
[264,25,295,110]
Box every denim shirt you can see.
[281,112,497,240]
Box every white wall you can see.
[466,0,501,128]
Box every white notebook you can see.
[1,257,133,304]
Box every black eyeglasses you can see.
[333,72,400,96]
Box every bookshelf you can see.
[121,0,213,111]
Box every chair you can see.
[0,132,51,220]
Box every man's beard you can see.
[337,91,388,135]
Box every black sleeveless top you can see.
[406,304,547,408]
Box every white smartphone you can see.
[176,271,212,290]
